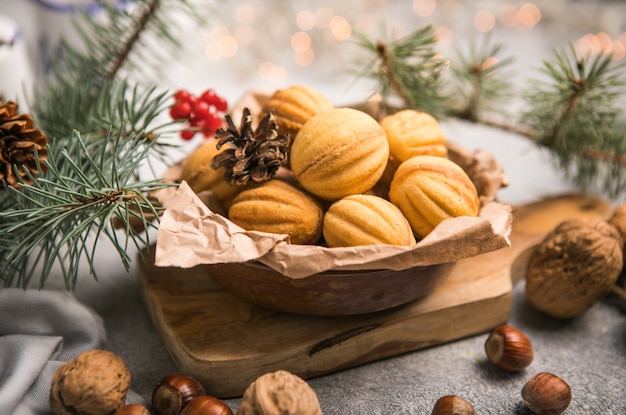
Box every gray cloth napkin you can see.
[0,289,144,415]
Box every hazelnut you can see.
[152,373,206,415]
[49,349,131,415]
[484,325,534,371]
[235,370,322,415]
[430,395,476,415]
[180,396,233,415]
[521,372,571,415]
[114,404,152,415]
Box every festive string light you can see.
[413,0,436,18]
[296,10,316,31]
[291,31,312,52]
[201,1,626,73]
[434,26,453,47]
[498,5,519,28]
[474,10,495,33]
[294,49,315,67]
[518,3,541,28]
[216,35,238,58]
[574,32,626,60]
[329,16,351,41]
[258,61,288,85]
[235,3,257,24]
[314,7,334,29]
[234,25,254,46]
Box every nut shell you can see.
[290,107,389,200]
[484,325,533,371]
[235,370,322,415]
[180,396,233,415]
[525,217,623,319]
[522,372,571,415]
[114,404,151,415]
[323,194,416,247]
[388,155,480,239]
[380,109,447,162]
[152,373,206,415]
[261,85,334,139]
[609,203,626,238]
[49,349,131,415]
[430,395,476,415]
[228,180,323,245]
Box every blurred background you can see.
[1,0,625,204]
[2,0,625,104]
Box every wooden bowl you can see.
[205,261,455,316]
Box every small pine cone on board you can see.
[525,217,623,319]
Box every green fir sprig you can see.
[0,129,170,289]
[447,38,514,122]
[356,27,626,199]
[353,26,448,118]
[0,0,205,289]
[520,46,626,198]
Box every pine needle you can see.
[0,0,204,288]
[520,45,626,198]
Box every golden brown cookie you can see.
[389,155,479,239]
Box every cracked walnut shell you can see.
[49,349,131,415]
[525,217,623,319]
[235,370,322,415]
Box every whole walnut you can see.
[525,217,623,319]
[49,349,132,415]
[609,203,626,288]
[235,370,322,415]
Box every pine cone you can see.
[211,108,289,185]
[0,100,48,189]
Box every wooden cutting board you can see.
[137,194,613,398]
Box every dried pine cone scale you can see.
[0,99,48,189]
[212,108,289,185]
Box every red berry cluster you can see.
[169,89,228,140]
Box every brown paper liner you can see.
[153,90,512,278]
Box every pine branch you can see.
[105,0,162,83]
[0,1,205,288]
[520,46,626,197]
[354,26,626,199]
[0,130,172,289]
[353,26,448,118]
[447,38,515,122]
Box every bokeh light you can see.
[474,10,495,33]
[235,3,257,25]
[329,16,351,41]
[296,10,316,31]
[518,3,541,28]
[413,0,436,18]
[291,31,312,52]
[258,61,288,85]
[434,26,453,47]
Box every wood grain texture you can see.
[137,194,612,398]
